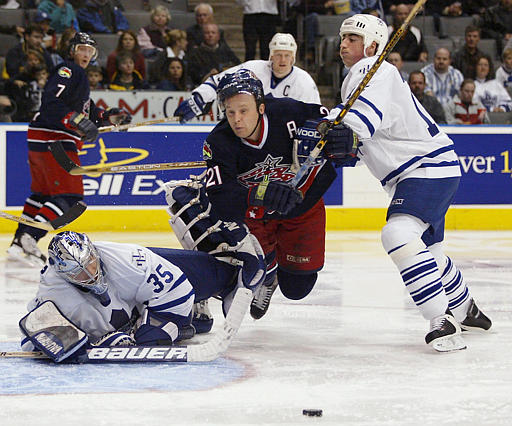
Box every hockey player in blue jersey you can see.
[20,223,265,363]
[313,14,491,351]
[198,69,355,323]
[7,32,132,267]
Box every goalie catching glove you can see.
[294,118,360,167]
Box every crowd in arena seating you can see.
[0,0,512,125]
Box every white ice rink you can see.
[0,230,511,426]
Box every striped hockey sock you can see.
[439,256,471,322]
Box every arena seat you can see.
[0,9,25,27]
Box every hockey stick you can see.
[0,288,252,363]
[289,0,428,188]
[98,116,180,133]
[0,201,87,231]
[49,141,206,176]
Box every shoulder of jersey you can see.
[55,61,83,79]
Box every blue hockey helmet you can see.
[68,32,98,60]
[48,231,108,301]
[217,69,265,109]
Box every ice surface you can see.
[0,231,511,425]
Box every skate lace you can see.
[252,283,275,309]
[430,315,448,331]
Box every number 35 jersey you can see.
[28,242,194,340]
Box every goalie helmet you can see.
[268,33,297,62]
[48,231,107,298]
[339,14,388,56]
[217,69,265,109]
[68,32,98,60]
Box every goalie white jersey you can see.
[329,57,461,194]
[27,241,194,341]
[193,60,321,105]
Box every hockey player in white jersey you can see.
[174,33,321,123]
[302,14,491,352]
[20,226,264,362]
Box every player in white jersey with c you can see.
[174,33,321,122]
[317,14,491,351]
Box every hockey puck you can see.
[302,409,323,417]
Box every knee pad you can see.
[381,214,429,254]
[277,269,317,300]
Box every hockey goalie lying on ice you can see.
[19,175,265,363]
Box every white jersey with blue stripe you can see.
[329,56,461,194]
[193,59,321,105]
[28,242,194,340]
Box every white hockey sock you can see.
[438,256,471,322]
[389,243,447,320]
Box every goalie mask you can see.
[48,232,109,304]
[339,14,388,56]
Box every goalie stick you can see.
[0,201,87,231]
[0,288,252,363]
[50,141,206,176]
[289,0,428,188]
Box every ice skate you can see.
[192,299,213,334]
[460,299,492,332]
[7,233,47,268]
[250,276,278,320]
[425,311,466,352]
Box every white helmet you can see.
[269,33,297,62]
[339,14,388,56]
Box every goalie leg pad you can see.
[134,309,182,346]
[19,300,89,363]
[277,269,318,300]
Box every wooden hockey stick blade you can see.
[289,0,427,188]
[98,116,180,133]
[50,141,206,175]
[0,201,86,231]
[1,288,253,363]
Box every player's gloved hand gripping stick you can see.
[289,0,428,188]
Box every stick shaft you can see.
[98,116,180,133]
[290,0,427,187]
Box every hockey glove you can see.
[248,178,303,215]
[67,111,99,143]
[174,92,206,123]
[101,107,132,126]
[293,119,328,167]
[92,331,136,347]
[321,120,360,167]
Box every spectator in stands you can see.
[137,4,172,58]
[496,48,512,96]
[185,23,240,86]
[0,95,16,122]
[473,54,512,112]
[187,3,225,50]
[421,47,464,106]
[148,29,188,85]
[86,64,104,89]
[55,27,76,60]
[33,10,65,67]
[444,78,488,124]
[408,70,447,124]
[4,24,53,79]
[37,0,79,34]
[387,3,428,62]
[387,51,409,81]
[5,50,48,122]
[451,25,484,79]
[479,0,512,53]
[77,0,128,35]
[156,57,192,91]
[109,51,149,91]
[106,30,146,82]
[237,0,278,61]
